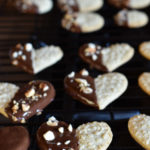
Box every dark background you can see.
[0,0,150,149]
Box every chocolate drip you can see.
[37,121,78,150]
[5,80,55,123]
[64,71,98,108]
[79,44,108,72]
[10,43,34,74]
[108,0,130,8]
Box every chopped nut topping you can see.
[12,52,18,58]
[68,72,75,78]
[75,78,90,87]
[47,116,58,126]
[43,131,55,141]
[18,51,23,56]
[92,54,98,61]
[68,124,73,132]
[22,55,26,60]
[43,93,47,97]
[80,69,89,76]
[57,142,61,146]
[21,118,26,123]
[39,83,49,91]
[13,100,17,104]
[58,127,64,134]
[12,60,18,65]
[25,43,33,52]
[64,140,71,145]
[22,103,30,112]
[25,88,35,98]
[12,116,18,122]
[16,43,22,49]
[80,87,93,94]
[12,104,19,111]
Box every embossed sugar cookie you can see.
[37,116,78,150]
[64,69,128,110]
[10,43,63,74]
[61,12,104,33]
[76,121,113,150]
[128,114,150,150]
[138,72,150,95]
[114,9,149,28]
[79,43,134,72]
[139,41,150,60]
[5,80,55,123]
[108,0,150,9]
[58,0,104,13]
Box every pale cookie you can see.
[139,41,150,60]
[13,0,53,14]
[0,83,19,117]
[10,43,64,74]
[76,121,113,150]
[79,43,134,72]
[58,0,104,13]
[138,72,150,95]
[114,9,149,28]
[108,0,150,9]
[64,69,128,110]
[61,12,104,33]
[128,114,150,150]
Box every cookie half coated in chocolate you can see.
[64,69,128,110]
[0,126,30,150]
[6,0,53,14]
[79,43,134,72]
[58,0,103,13]
[37,116,78,150]
[5,80,55,123]
[10,43,64,74]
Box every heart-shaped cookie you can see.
[139,41,150,60]
[138,72,150,95]
[79,43,134,72]
[37,116,78,150]
[0,126,30,150]
[76,121,113,150]
[5,80,55,123]
[0,83,19,117]
[64,69,128,109]
[10,43,63,74]
[128,114,150,150]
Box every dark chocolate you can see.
[64,70,99,109]
[10,43,34,74]
[5,80,55,123]
[58,0,79,13]
[37,118,78,150]
[79,43,108,72]
[108,0,130,8]
[0,126,30,150]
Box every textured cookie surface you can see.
[5,80,55,123]
[64,69,128,110]
[58,0,103,12]
[0,83,19,117]
[37,116,78,150]
[79,43,134,72]
[139,41,150,60]
[76,121,113,150]
[62,12,104,33]
[10,43,63,74]
[13,0,53,14]
[128,114,150,150]
[108,0,150,9]
[138,72,150,95]
[114,10,149,28]
[0,126,30,150]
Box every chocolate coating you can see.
[6,80,55,123]
[64,71,98,108]
[0,126,30,150]
[79,44,108,72]
[108,0,129,8]
[37,121,78,150]
[58,0,79,12]
[10,43,34,74]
